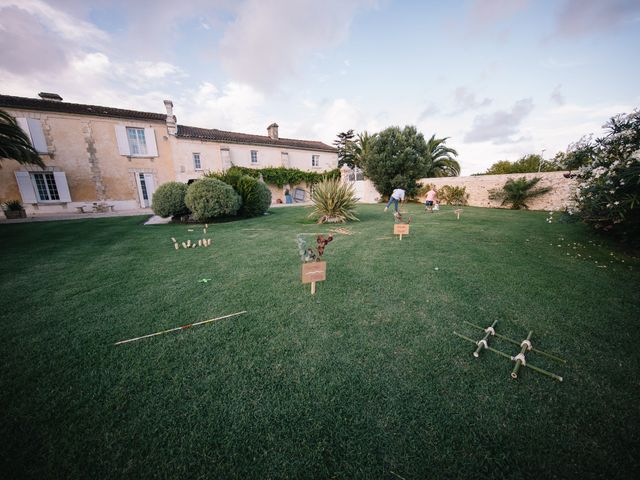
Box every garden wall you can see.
[346,171,577,211]
[419,171,577,211]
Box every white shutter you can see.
[14,171,38,203]
[115,126,131,155]
[53,172,71,202]
[16,117,30,137]
[144,128,158,157]
[27,118,48,153]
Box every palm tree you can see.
[488,177,552,209]
[424,135,460,177]
[0,108,45,168]
[353,131,375,169]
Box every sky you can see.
[1,0,639,175]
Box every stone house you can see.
[0,93,337,214]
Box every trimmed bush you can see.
[184,178,241,221]
[151,182,189,217]
[235,175,272,217]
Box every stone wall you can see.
[419,171,577,211]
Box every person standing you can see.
[384,188,406,213]
[425,187,438,212]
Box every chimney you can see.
[267,122,279,140]
[38,92,63,102]
[164,99,177,136]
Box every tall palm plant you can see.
[424,135,460,177]
[0,109,45,168]
[353,131,375,169]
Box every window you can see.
[312,155,320,167]
[15,171,71,204]
[281,152,289,167]
[251,150,258,164]
[127,127,147,155]
[116,126,158,157]
[32,172,60,201]
[193,153,202,170]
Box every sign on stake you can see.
[302,261,326,295]
[394,223,410,240]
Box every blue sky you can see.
[1,0,639,174]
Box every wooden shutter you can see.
[27,118,48,153]
[53,172,71,202]
[14,171,37,203]
[115,125,131,155]
[144,128,158,157]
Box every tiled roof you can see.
[0,94,167,122]
[177,125,337,152]
[0,94,337,152]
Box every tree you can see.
[353,131,375,169]
[482,154,561,175]
[333,130,356,168]
[362,125,430,198]
[0,109,45,168]
[571,109,640,240]
[488,176,552,209]
[424,135,460,177]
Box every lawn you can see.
[1,204,639,479]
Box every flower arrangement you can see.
[296,234,333,263]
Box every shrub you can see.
[571,110,640,239]
[438,185,469,206]
[488,177,552,210]
[308,178,358,224]
[235,175,272,217]
[1,199,23,211]
[151,182,189,218]
[205,166,340,188]
[184,178,241,221]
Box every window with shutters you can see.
[312,155,320,167]
[126,127,147,155]
[32,172,60,201]
[193,153,202,170]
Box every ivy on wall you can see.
[206,166,340,188]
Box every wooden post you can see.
[311,281,316,295]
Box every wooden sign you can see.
[301,261,326,295]
[393,223,410,240]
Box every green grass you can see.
[1,204,639,479]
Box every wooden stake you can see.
[311,281,316,295]
[114,311,247,345]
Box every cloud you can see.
[452,87,492,112]
[550,84,565,106]
[466,0,530,28]
[552,0,640,38]
[177,81,266,133]
[219,0,374,91]
[418,103,440,122]
[1,0,107,45]
[464,98,534,144]
[0,6,69,74]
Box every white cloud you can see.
[135,61,184,79]
[178,81,266,133]
[464,98,535,144]
[0,0,108,45]
[219,0,374,91]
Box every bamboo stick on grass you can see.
[463,320,567,363]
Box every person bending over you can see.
[384,188,406,213]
